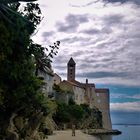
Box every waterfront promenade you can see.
[47,130,100,140]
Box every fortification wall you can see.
[94,89,112,130]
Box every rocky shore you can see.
[82,129,122,135]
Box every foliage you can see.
[0,12,43,113]
[23,3,41,30]
[0,89,4,106]
[53,102,71,123]
[91,108,102,128]
[53,101,84,125]
[53,101,103,129]
[80,105,103,129]
[0,0,60,113]
[29,41,60,76]
[0,1,60,138]
[0,0,37,26]
[68,97,75,105]
[80,104,92,117]
[53,84,63,93]
[69,104,84,121]
[46,100,57,114]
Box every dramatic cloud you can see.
[78,71,128,78]
[31,0,140,124]
[70,0,101,7]
[56,14,89,33]
[103,14,124,25]
[33,0,140,87]
[110,102,140,112]
[103,0,140,5]
[42,31,54,38]
[61,36,91,44]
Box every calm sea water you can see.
[112,124,140,140]
[93,125,140,140]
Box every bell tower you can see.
[67,57,76,81]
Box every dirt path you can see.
[47,130,100,140]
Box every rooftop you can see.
[68,57,76,65]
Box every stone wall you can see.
[94,89,112,130]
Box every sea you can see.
[112,124,140,140]
[94,125,140,140]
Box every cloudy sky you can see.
[32,0,140,124]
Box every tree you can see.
[0,0,37,23]
[29,41,60,76]
[0,1,59,139]
[0,1,44,111]
[53,101,84,128]
[69,104,84,122]
[53,102,71,124]
[0,1,40,42]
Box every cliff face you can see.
[0,112,57,140]
[2,113,43,140]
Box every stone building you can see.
[52,57,112,130]
[38,67,54,97]
[62,57,112,130]
[53,73,62,85]
[66,58,95,107]
[95,89,112,129]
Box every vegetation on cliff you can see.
[53,85,103,129]
[53,100,84,127]
[53,99,102,129]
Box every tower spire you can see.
[67,57,76,81]
[68,57,76,65]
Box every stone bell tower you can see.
[67,57,76,81]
